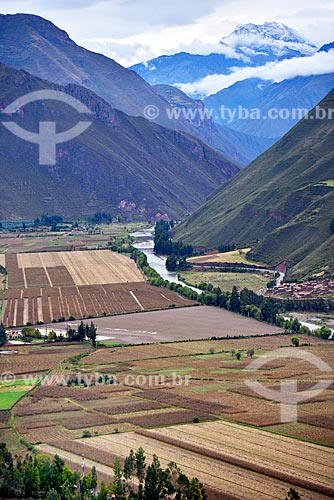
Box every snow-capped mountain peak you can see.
[220,22,317,60]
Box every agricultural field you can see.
[1,250,195,327]
[49,306,283,344]
[0,223,148,254]
[188,248,263,266]
[4,335,334,499]
[179,270,269,292]
[60,421,333,500]
[2,283,193,327]
[6,250,143,288]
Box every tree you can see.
[235,350,242,360]
[112,457,124,497]
[124,449,135,481]
[314,326,332,339]
[230,286,241,313]
[135,447,146,484]
[48,330,57,342]
[186,477,207,499]
[91,465,98,490]
[291,336,300,347]
[285,487,301,500]
[66,328,76,342]
[143,455,172,500]
[77,321,86,342]
[166,255,178,272]
[247,349,255,358]
[97,481,108,500]
[46,489,60,500]
[0,323,7,346]
[86,322,97,348]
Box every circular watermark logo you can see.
[143,104,160,120]
[1,89,92,166]
[0,372,16,386]
[245,348,333,423]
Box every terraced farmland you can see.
[5,336,334,500]
[45,422,334,500]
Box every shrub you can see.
[82,430,91,438]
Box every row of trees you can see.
[134,250,333,336]
[278,297,334,313]
[0,443,207,500]
[91,212,113,225]
[217,243,237,252]
[66,321,97,347]
[154,222,193,257]
[33,215,64,227]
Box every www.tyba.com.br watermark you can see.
[143,104,334,123]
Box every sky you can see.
[0,0,333,97]
[1,0,334,67]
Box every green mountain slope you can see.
[0,63,239,220]
[174,90,334,279]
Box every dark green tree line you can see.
[0,443,207,500]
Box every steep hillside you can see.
[0,13,168,121]
[0,63,239,220]
[174,90,334,279]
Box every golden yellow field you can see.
[188,248,263,266]
[15,250,143,285]
[0,254,5,267]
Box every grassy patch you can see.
[314,179,334,187]
[0,390,29,409]
[188,248,265,266]
[0,377,40,388]
[179,271,268,292]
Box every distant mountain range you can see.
[204,73,334,138]
[174,90,334,279]
[130,22,317,86]
[0,13,269,166]
[130,22,333,142]
[0,63,239,220]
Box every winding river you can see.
[132,228,333,335]
[131,228,202,293]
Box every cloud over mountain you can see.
[178,49,334,97]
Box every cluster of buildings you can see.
[265,278,334,299]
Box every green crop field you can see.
[180,270,269,291]
[0,390,29,410]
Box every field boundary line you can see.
[129,290,144,311]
